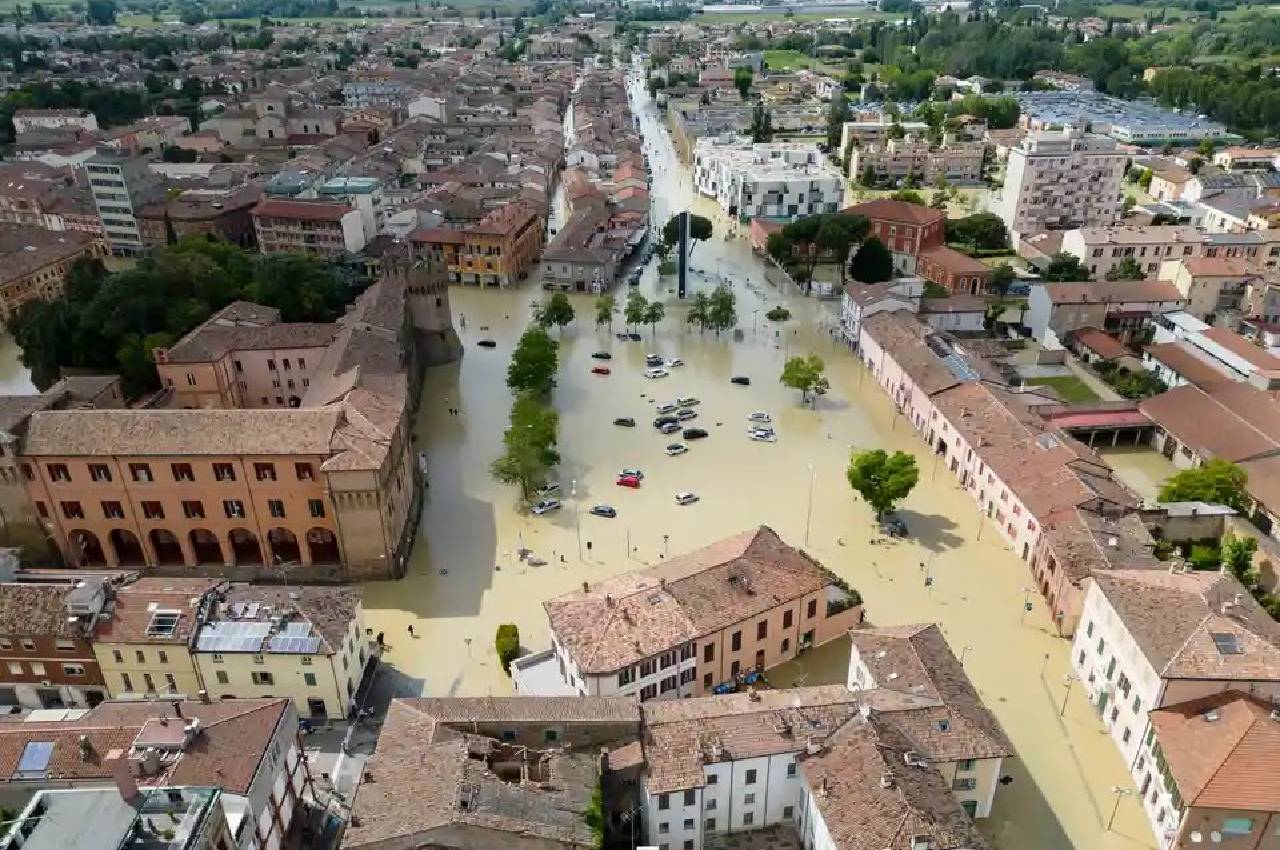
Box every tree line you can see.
[10,236,362,398]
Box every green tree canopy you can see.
[1158,459,1250,513]
[624,289,649,330]
[9,238,355,397]
[490,392,560,499]
[988,263,1016,296]
[780,354,829,401]
[847,449,920,519]
[706,283,738,336]
[534,292,575,333]
[594,294,615,330]
[734,66,753,100]
[506,325,559,396]
[945,213,1008,251]
[1105,256,1144,281]
[1042,252,1089,282]
[643,299,665,335]
[848,236,895,283]
[686,291,711,334]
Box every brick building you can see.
[842,199,945,276]
[136,184,263,249]
[410,202,544,287]
[916,245,994,295]
[0,227,108,323]
[251,198,367,257]
[0,579,110,709]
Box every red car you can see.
[616,474,641,489]
[591,366,612,376]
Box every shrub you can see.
[766,306,792,322]
[1187,543,1221,571]
[495,624,521,674]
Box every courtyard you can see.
[357,78,1160,850]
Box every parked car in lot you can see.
[880,512,908,538]
[477,339,497,348]
[614,417,636,427]
[659,421,681,434]
[748,412,772,423]
[675,492,700,505]
[653,415,679,428]
[676,409,697,421]
[665,357,684,367]
[665,443,688,456]
[656,402,678,414]
[619,468,645,480]
[644,367,669,379]
[616,474,641,489]
[748,427,777,443]
[591,351,613,360]
[590,505,617,518]
[531,498,562,515]
[645,354,664,367]
[730,376,751,386]
[676,396,699,407]
[683,428,708,439]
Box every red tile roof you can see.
[843,198,945,226]
[252,198,352,222]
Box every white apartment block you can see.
[693,138,845,221]
[1070,570,1280,844]
[1060,225,1205,280]
[839,120,929,154]
[848,137,985,185]
[992,129,1126,240]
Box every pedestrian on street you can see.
[408,624,415,637]
[376,631,385,647]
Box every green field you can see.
[1025,375,1100,404]
[763,49,821,71]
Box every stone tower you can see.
[381,241,461,367]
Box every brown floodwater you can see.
[359,75,1157,850]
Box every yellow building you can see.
[92,576,222,699]
[192,585,369,721]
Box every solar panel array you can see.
[196,621,272,653]
[267,634,323,654]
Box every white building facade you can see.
[693,138,845,222]
[991,130,1126,240]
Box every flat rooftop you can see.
[1,787,221,850]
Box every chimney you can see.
[106,750,140,803]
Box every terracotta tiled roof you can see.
[843,198,946,226]
[0,698,289,792]
[545,526,843,675]
[1043,279,1186,305]
[801,715,990,850]
[1091,570,1280,680]
[849,624,1012,760]
[93,578,222,645]
[0,583,81,639]
[1069,327,1131,361]
[1148,691,1280,812]
[251,197,353,222]
[346,700,609,849]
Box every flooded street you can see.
[360,74,1156,850]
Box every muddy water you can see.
[1099,447,1179,503]
[360,78,1156,850]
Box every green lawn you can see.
[681,9,904,23]
[764,49,819,71]
[1025,375,1100,404]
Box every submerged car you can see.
[748,427,777,443]
[619,468,645,480]
[880,512,908,538]
[676,409,697,421]
[665,443,688,456]
[590,505,618,518]
[644,367,670,379]
[730,376,751,386]
[659,421,681,434]
[616,474,641,489]
[614,417,636,427]
[591,366,611,375]
[748,412,772,423]
[682,428,708,440]
[477,339,497,348]
[591,351,613,360]
[531,499,561,515]
[676,396,700,407]
[675,492,700,505]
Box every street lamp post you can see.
[1107,787,1133,832]
[572,479,583,561]
[662,534,670,556]
[1059,673,1078,717]
[959,645,974,666]
[1020,586,1034,625]
[753,309,759,334]
[804,465,816,546]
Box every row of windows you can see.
[208,668,319,688]
[41,460,316,485]
[43,497,325,522]
[120,671,178,693]
[7,660,85,676]
[0,637,76,652]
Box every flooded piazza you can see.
[359,77,1158,850]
